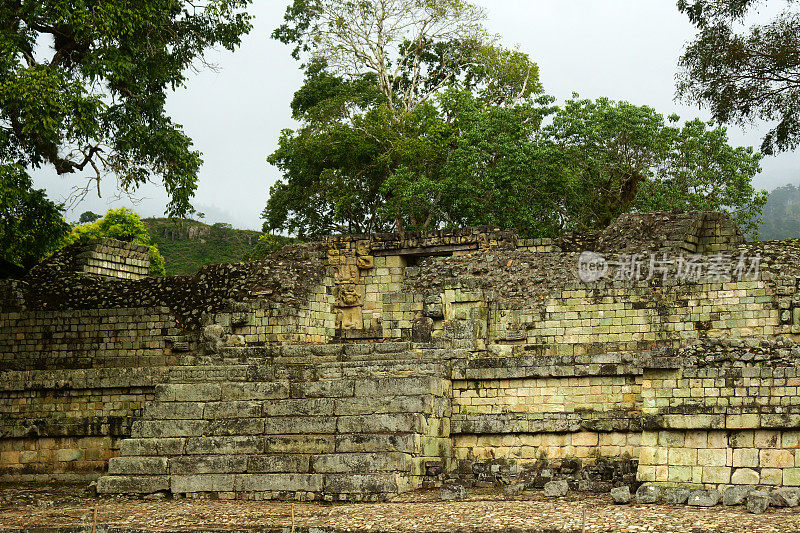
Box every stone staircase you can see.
[97,344,453,500]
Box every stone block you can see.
[235,473,324,492]
[162,383,221,402]
[334,395,432,416]
[729,431,754,448]
[263,416,337,435]
[697,448,727,467]
[761,468,783,485]
[723,485,752,506]
[337,413,424,434]
[354,376,444,397]
[731,468,760,485]
[760,449,795,469]
[667,466,692,483]
[145,402,205,420]
[221,381,289,401]
[55,449,83,462]
[311,452,409,473]
[290,380,355,398]
[185,436,264,455]
[203,401,262,419]
[171,474,235,493]
[119,439,159,457]
[544,480,569,497]
[132,420,206,439]
[635,484,662,504]
[266,398,335,417]
[668,448,696,466]
[334,433,419,454]
[324,473,399,494]
[754,430,781,449]
[170,455,247,474]
[783,468,800,486]
[108,457,168,476]
[206,418,265,436]
[441,483,467,500]
[96,475,169,494]
[770,487,800,507]
[264,435,335,454]
[658,431,684,447]
[503,483,525,497]
[610,486,631,504]
[687,490,721,507]
[702,466,731,484]
[746,491,770,514]
[663,487,692,505]
[247,454,311,473]
[732,449,759,468]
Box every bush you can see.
[66,207,166,275]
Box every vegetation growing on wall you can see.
[66,208,165,275]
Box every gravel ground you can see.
[1,483,799,532]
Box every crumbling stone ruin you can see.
[1,212,800,502]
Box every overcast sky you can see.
[31,0,799,230]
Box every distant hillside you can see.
[758,184,800,241]
[144,218,260,276]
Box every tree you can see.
[275,0,496,111]
[65,207,166,275]
[78,211,101,224]
[0,0,252,216]
[267,1,767,239]
[677,0,800,154]
[543,96,766,235]
[0,164,70,268]
[266,0,544,236]
[637,118,766,236]
[541,97,671,231]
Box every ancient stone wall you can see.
[1,212,800,498]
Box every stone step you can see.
[109,451,416,476]
[97,471,409,499]
[120,433,426,457]
[142,395,447,421]
[131,412,435,438]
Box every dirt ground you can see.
[1,483,799,532]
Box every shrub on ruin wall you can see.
[64,208,166,275]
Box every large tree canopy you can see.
[0,0,252,216]
[272,0,539,112]
[266,0,544,236]
[678,0,800,154]
[265,0,767,239]
[0,164,69,268]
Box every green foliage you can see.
[266,4,546,237]
[758,183,800,240]
[0,164,70,268]
[678,0,800,154]
[248,233,300,261]
[144,218,261,275]
[67,208,165,275]
[636,118,766,237]
[541,96,765,235]
[78,211,102,224]
[542,96,670,231]
[267,1,766,239]
[0,0,253,216]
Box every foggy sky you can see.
[30,0,799,230]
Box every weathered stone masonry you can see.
[1,211,799,499]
